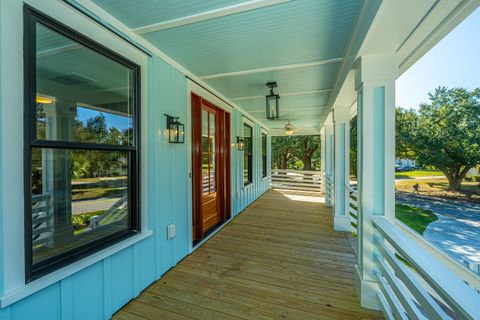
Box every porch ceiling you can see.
[92,0,379,135]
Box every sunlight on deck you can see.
[114,189,383,320]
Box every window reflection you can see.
[32,148,129,264]
[35,23,134,145]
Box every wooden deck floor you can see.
[114,189,383,320]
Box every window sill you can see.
[0,230,153,308]
[243,183,254,190]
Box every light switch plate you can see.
[167,224,176,240]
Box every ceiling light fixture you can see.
[36,96,53,104]
[284,120,295,136]
[265,82,280,120]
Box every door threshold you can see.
[191,217,231,252]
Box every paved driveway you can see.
[396,192,480,265]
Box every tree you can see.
[410,87,480,191]
[271,135,321,170]
[271,136,295,169]
[294,135,321,170]
[350,116,357,177]
[395,108,417,159]
[71,152,90,179]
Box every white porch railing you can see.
[270,169,323,192]
[372,217,480,320]
[32,193,53,249]
[346,185,358,233]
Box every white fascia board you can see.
[357,0,480,75]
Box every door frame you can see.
[187,81,233,252]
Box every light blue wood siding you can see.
[0,54,270,320]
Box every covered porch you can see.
[114,189,382,320]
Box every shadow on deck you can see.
[114,189,383,320]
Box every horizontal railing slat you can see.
[374,237,449,319]
[373,217,480,320]
[377,293,395,320]
[374,255,427,320]
[376,271,409,320]
[270,170,324,193]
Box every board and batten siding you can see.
[0,2,270,319]
[232,111,271,214]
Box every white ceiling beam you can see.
[133,0,293,34]
[230,89,332,101]
[199,57,343,80]
[247,105,328,112]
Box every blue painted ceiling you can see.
[92,0,377,134]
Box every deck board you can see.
[114,189,383,320]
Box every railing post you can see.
[333,105,351,231]
[323,113,334,206]
[354,54,397,309]
[43,102,76,247]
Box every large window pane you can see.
[31,148,129,265]
[262,133,267,178]
[244,123,253,185]
[26,10,139,280]
[35,24,134,145]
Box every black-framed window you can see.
[24,7,140,281]
[243,123,253,185]
[262,133,267,178]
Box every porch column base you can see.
[333,215,351,232]
[354,265,381,311]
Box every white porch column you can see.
[320,127,326,173]
[333,106,351,231]
[323,113,334,206]
[354,54,397,309]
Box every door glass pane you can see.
[31,148,129,264]
[201,110,209,152]
[210,152,216,192]
[202,153,210,193]
[35,23,134,145]
[209,112,216,193]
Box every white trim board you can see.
[199,58,343,80]
[230,89,333,101]
[133,0,293,34]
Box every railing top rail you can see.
[32,193,51,202]
[345,184,357,194]
[270,169,323,175]
[373,217,480,320]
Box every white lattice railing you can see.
[346,184,358,233]
[270,169,323,192]
[372,217,480,320]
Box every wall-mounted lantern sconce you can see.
[164,114,185,143]
[265,82,280,120]
[237,136,245,151]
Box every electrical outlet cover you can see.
[167,224,176,239]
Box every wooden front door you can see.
[192,94,231,242]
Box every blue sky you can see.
[77,107,132,130]
[396,9,480,109]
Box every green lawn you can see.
[72,187,125,201]
[395,204,438,234]
[395,170,444,179]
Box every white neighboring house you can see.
[395,158,416,167]
[466,165,480,177]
